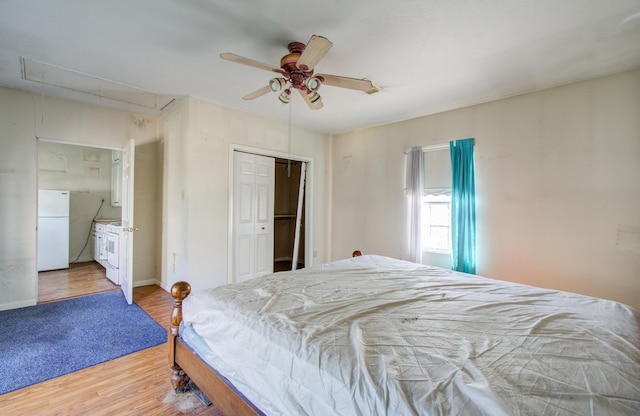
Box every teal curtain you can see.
[450,138,476,274]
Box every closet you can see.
[274,158,305,272]
[232,151,306,283]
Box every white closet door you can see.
[234,151,274,283]
[291,162,306,270]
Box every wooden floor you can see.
[37,261,120,304]
[0,263,222,415]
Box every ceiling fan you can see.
[221,35,380,110]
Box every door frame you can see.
[228,143,314,284]
[36,136,136,301]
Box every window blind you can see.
[423,148,452,196]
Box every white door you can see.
[120,139,135,304]
[233,151,274,283]
[291,162,306,270]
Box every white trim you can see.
[133,279,160,288]
[156,279,173,293]
[423,248,452,255]
[404,142,450,154]
[227,143,314,284]
[230,143,313,162]
[406,139,475,155]
[421,143,450,152]
[37,136,124,152]
[0,298,37,311]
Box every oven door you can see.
[107,232,119,268]
[106,230,120,285]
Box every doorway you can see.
[229,146,312,284]
[36,139,135,304]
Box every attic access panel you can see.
[22,58,175,111]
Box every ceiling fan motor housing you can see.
[279,42,315,90]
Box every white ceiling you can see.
[1,0,639,134]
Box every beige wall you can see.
[38,141,122,263]
[133,141,162,284]
[3,69,638,311]
[0,88,38,310]
[331,69,640,310]
[0,86,161,310]
[161,97,331,293]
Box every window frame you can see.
[421,194,452,254]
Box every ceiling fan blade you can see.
[242,85,271,100]
[317,74,381,94]
[296,35,333,72]
[220,53,279,73]
[298,89,323,110]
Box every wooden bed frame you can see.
[168,281,260,415]
[168,251,363,415]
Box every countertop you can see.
[94,219,121,224]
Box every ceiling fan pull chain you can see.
[288,102,292,177]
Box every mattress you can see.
[182,255,640,415]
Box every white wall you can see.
[161,97,330,293]
[331,69,640,310]
[0,86,161,310]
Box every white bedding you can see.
[182,255,640,415]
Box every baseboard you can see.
[0,298,37,312]
[134,279,161,288]
[158,280,172,293]
[70,255,94,264]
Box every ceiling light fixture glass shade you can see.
[278,89,291,104]
[269,77,286,92]
[305,77,321,92]
[307,91,322,105]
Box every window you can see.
[422,195,451,253]
[405,144,452,260]
[422,147,452,254]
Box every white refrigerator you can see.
[37,190,70,272]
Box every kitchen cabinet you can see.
[93,222,107,267]
[111,150,122,207]
[93,221,121,285]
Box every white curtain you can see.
[405,146,423,263]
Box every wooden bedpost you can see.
[169,281,191,392]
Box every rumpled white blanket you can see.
[183,255,640,415]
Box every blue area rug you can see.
[0,290,167,395]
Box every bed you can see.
[168,254,640,415]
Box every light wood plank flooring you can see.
[0,264,222,415]
[38,261,120,304]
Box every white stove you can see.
[105,223,122,285]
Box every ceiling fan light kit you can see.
[278,89,291,104]
[307,91,321,105]
[305,76,321,92]
[269,77,286,92]
[221,35,379,110]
